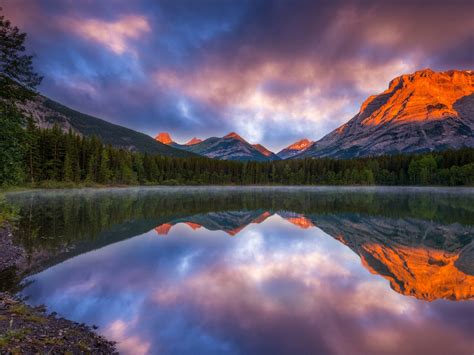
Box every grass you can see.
[0,329,30,347]
[8,304,46,324]
[0,195,19,226]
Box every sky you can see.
[3,0,474,151]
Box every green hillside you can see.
[37,98,196,157]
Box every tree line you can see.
[1,119,472,187]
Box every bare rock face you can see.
[298,69,474,158]
[155,132,174,144]
[277,139,314,159]
[185,137,203,145]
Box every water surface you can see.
[5,187,474,354]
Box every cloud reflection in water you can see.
[20,214,474,354]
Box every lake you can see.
[4,187,474,354]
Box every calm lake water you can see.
[5,187,474,354]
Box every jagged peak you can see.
[224,132,246,142]
[356,68,474,127]
[286,138,313,151]
[185,137,202,145]
[155,132,174,145]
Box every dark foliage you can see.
[0,121,470,186]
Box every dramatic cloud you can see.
[2,0,473,150]
[66,15,151,55]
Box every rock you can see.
[297,69,474,159]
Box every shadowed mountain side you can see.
[6,80,196,157]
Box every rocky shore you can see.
[0,224,117,354]
[0,223,25,273]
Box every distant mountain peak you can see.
[185,137,202,145]
[286,139,313,150]
[155,132,174,145]
[224,132,246,142]
[277,138,314,159]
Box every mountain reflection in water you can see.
[5,187,474,355]
[153,209,474,301]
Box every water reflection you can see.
[6,187,474,354]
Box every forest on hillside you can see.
[2,120,474,187]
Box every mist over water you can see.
[5,187,474,355]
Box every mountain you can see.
[296,69,474,159]
[277,139,314,159]
[252,144,280,160]
[155,131,280,161]
[155,132,174,145]
[312,213,474,301]
[185,137,202,145]
[16,94,196,157]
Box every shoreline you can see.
[0,223,117,353]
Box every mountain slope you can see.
[277,139,313,159]
[17,95,196,157]
[156,131,278,161]
[252,144,280,161]
[296,69,474,159]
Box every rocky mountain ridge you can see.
[296,69,474,159]
[155,131,281,161]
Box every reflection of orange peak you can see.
[252,211,272,224]
[286,216,315,229]
[155,223,173,235]
[227,211,273,236]
[185,222,202,230]
[359,242,474,301]
[226,226,245,236]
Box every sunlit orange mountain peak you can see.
[287,139,313,151]
[155,132,174,145]
[359,68,473,126]
[185,137,202,145]
[224,132,246,142]
[296,69,474,158]
[277,138,313,159]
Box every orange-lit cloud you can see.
[66,15,150,55]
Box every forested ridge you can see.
[2,120,473,186]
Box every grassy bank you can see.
[0,292,116,353]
